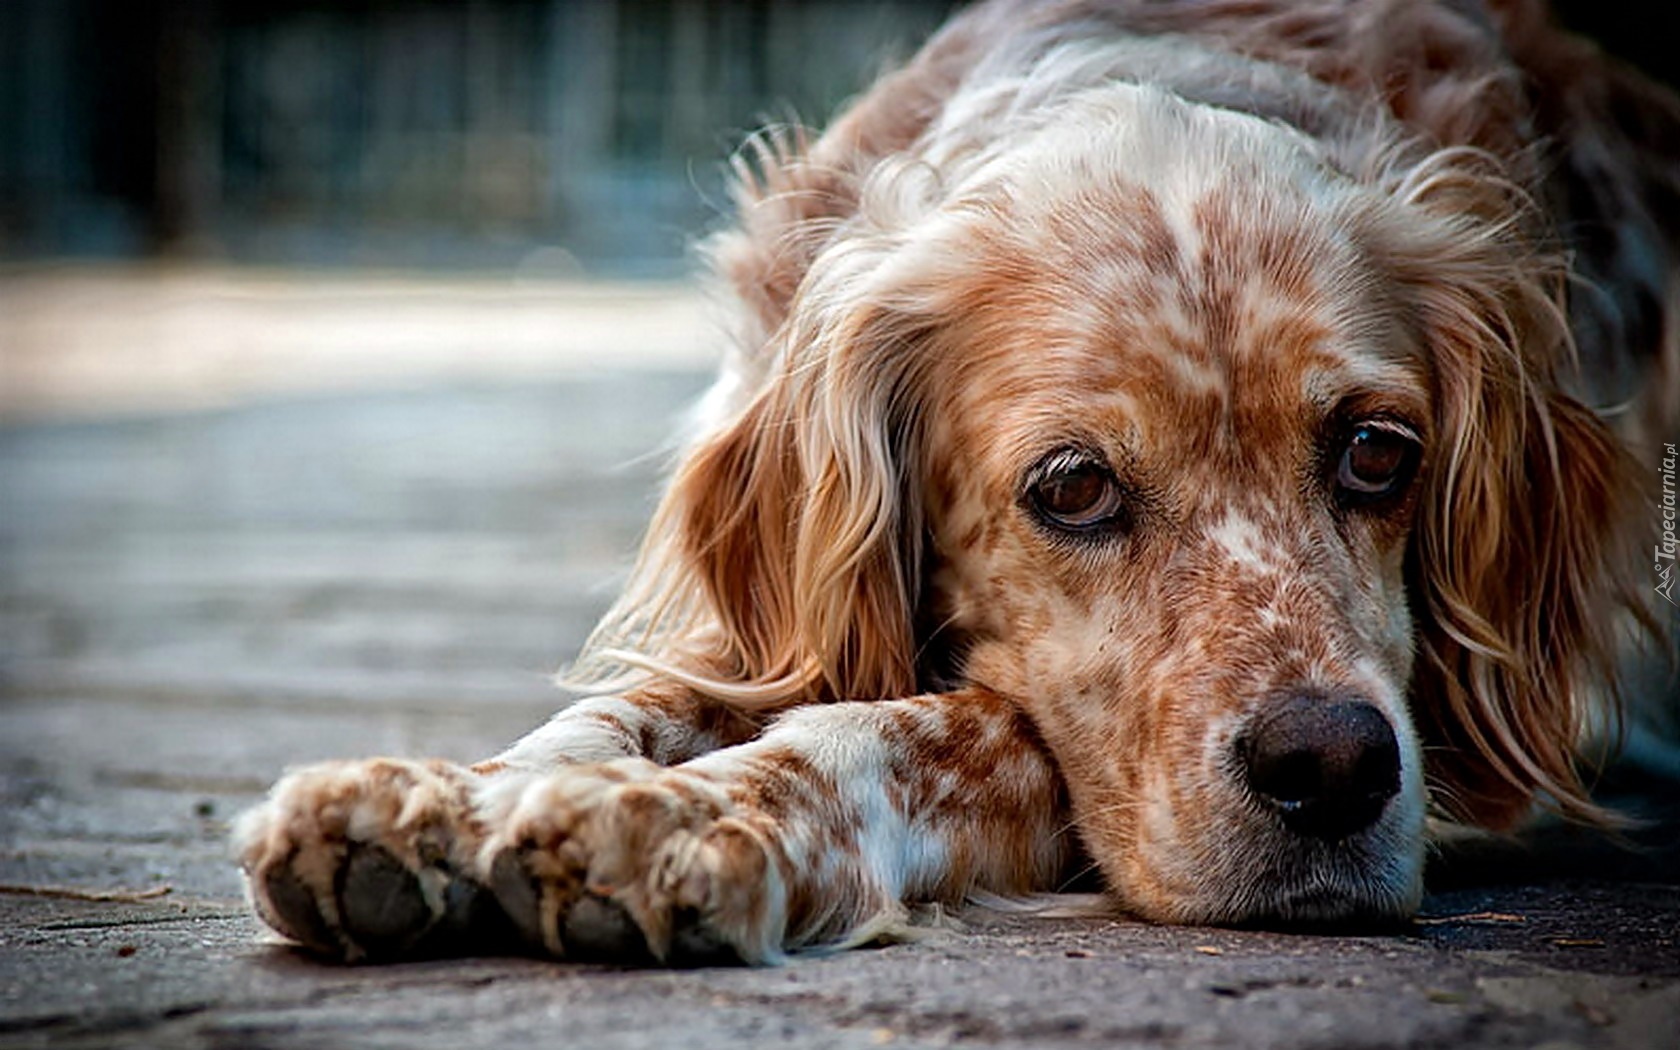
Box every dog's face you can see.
[880,94,1501,924]
[666,85,1630,929]
[918,139,1432,922]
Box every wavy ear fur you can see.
[1412,345,1637,829]
[679,326,926,706]
[1362,153,1643,829]
[576,287,932,710]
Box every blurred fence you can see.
[0,0,954,275]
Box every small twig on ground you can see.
[0,882,174,903]
[1414,911,1525,925]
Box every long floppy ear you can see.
[1410,357,1636,829]
[1373,164,1643,829]
[624,301,929,709]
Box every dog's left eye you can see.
[1026,452,1128,532]
[1335,422,1420,503]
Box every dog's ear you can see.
[1410,362,1635,829]
[669,305,927,707]
[1377,188,1642,829]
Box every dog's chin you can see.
[1116,823,1427,932]
[1216,866,1425,932]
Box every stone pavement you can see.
[1,270,1677,1049]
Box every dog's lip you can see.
[1219,873,1418,929]
[1123,870,1417,929]
[1111,825,1422,929]
[1251,845,1421,923]
[1140,816,1422,927]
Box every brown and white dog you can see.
[236,0,1678,965]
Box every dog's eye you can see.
[1335,423,1419,503]
[1026,453,1128,532]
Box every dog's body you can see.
[237,0,1678,964]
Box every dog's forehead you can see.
[934,170,1423,475]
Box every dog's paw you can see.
[480,759,789,966]
[234,758,511,960]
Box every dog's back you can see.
[713,0,1678,444]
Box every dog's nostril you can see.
[1239,695,1401,841]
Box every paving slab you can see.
[2,889,1677,1050]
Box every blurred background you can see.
[0,1,1672,275]
[0,0,963,421]
[0,0,965,272]
[0,1,1673,904]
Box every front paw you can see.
[234,758,511,960]
[480,759,788,965]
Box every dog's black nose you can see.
[1238,693,1401,841]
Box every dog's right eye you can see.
[1024,451,1128,533]
[1333,421,1420,507]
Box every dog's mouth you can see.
[1223,838,1424,929]
[1095,795,1428,929]
[1116,831,1426,930]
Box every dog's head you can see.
[613,85,1635,925]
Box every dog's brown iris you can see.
[1029,456,1126,530]
[1337,424,1418,499]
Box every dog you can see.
[236,0,1678,965]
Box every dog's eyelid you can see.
[1355,417,1421,442]
[1025,445,1107,481]
[1325,397,1425,443]
[1020,444,1135,496]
